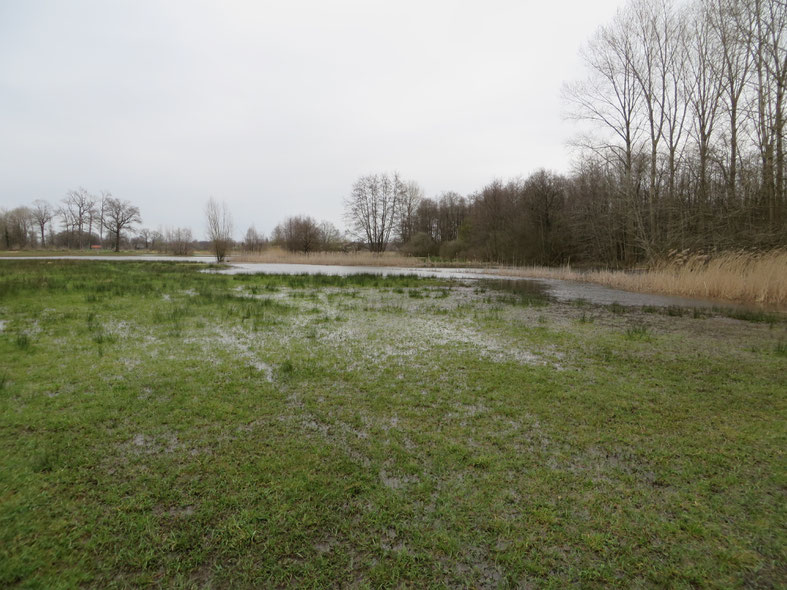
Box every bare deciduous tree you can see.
[31,200,54,248]
[164,227,194,255]
[243,225,266,253]
[137,228,153,249]
[272,215,321,252]
[102,197,141,252]
[344,172,406,252]
[205,197,233,261]
[62,187,96,249]
[398,181,423,244]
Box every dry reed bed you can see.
[496,250,787,309]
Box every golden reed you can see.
[495,250,787,309]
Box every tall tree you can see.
[205,197,233,262]
[102,197,141,252]
[344,173,406,252]
[62,188,96,249]
[31,200,54,248]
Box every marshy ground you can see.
[0,260,785,588]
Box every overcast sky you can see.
[1,0,625,239]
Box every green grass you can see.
[0,260,785,588]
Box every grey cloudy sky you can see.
[1,0,624,239]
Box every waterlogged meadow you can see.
[0,260,785,588]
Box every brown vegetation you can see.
[494,250,787,308]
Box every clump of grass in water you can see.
[15,332,31,351]
[608,302,626,314]
[578,312,594,324]
[625,323,651,341]
[775,340,787,357]
[278,360,295,378]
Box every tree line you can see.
[341,0,786,266]
[1,189,141,252]
[562,0,786,262]
[4,0,783,266]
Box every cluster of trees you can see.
[341,0,786,266]
[562,0,786,261]
[6,0,782,267]
[341,171,571,265]
[1,189,141,252]
[270,216,343,253]
[1,189,203,256]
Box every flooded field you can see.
[1,260,784,588]
[1,255,769,312]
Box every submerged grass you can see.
[0,259,785,588]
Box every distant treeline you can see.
[336,0,787,266]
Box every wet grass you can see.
[0,260,785,588]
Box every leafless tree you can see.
[318,221,344,250]
[164,227,194,255]
[397,181,423,244]
[708,0,753,202]
[563,10,645,260]
[97,191,112,243]
[137,228,153,249]
[205,197,233,261]
[243,225,266,252]
[272,215,320,252]
[31,200,54,248]
[344,172,406,252]
[62,187,96,249]
[102,197,141,252]
[686,0,724,216]
[0,207,34,249]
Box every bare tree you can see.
[243,225,266,252]
[0,207,34,249]
[686,0,724,216]
[137,228,153,249]
[102,197,141,252]
[563,10,645,260]
[709,0,753,202]
[318,221,344,251]
[62,187,96,249]
[397,181,423,244]
[272,215,321,252]
[164,227,194,255]
[97,191,112,243]
[344,172,406,252]
[205,197,233,261]
[31,200,54,248]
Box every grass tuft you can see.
[14,332,31,350]
[625,323,651,340]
